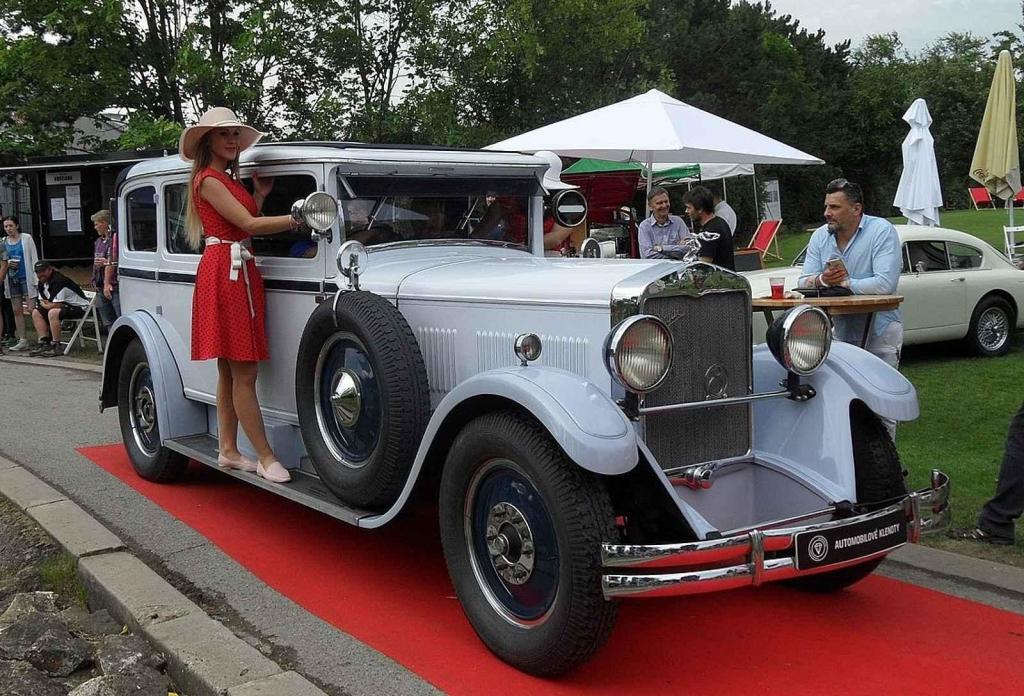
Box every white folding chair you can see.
[63,290,104,355]
[1004,225,1024,262]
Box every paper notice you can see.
[67,208,82,232]
[51,198,66,221]
[65,185,81,208]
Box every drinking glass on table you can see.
[769,276,785,299]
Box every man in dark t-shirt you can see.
[682,186,735,270]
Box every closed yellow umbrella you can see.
[970,50,1020,205]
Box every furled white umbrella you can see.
[486,89,823,201]
[893,98,943,226]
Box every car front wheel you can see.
[439,411,618,676]
[967,295,1015,357]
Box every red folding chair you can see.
[969,187,995,209]
[1015,189,1024,206]
[738,219,783,262]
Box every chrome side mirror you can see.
[914,260,926,274]
[337,240,368,290]
[292,192,340,243]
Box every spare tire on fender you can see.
[295,292,430,510]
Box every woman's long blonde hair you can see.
[184,132,241,250]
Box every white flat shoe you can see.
[257,459,291,483]
[217,452,258,472]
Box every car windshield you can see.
[335,174,539,249]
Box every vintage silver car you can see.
[100,143,950,676]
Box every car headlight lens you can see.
[292,192,339,231]
[606,316,673,392]
[766,305,832,375]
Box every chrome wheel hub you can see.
[134,386,156,432]
[329,369,362,428]
[978,308,1008,351]
[485,502,535,585]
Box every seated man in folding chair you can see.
[29,260,91,357]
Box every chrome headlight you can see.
[605,316,673,393]
[766,305,832,375]
[291,192,339,231]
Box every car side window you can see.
[906,240,948,272]
[127,186,157,252]
[241,174,318,258]
[164,183,196,255]
[947,242,983,269]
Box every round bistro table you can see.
[752,294,904,348]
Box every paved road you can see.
[0,358,439,696]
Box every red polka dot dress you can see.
[191,167,269,362]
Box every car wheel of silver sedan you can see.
[439,410,618,677]
[967,295,1015,358]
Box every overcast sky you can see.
[764,0,1021,53]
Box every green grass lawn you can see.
[899,340,1024,563]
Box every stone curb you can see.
[0,455,328,696]
[0,352,103,373]
[883,543,1024,599]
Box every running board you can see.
[164,434,374,526]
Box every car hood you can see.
[353,246,676,308]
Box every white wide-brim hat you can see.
[178,107,265,162]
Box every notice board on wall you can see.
[45,170,82,237]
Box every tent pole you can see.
[752,169,760,221]
[645,152,653,216]
[1010,195,1015,228]
[723,178,728,200]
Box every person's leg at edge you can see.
[216,357,242,459]
[227,359,288,481]
[976,401,1024,542]
[11,294,26,340]
[865,321,903,441]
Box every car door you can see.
[899,240,968,341]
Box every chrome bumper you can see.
[602,469,950,599]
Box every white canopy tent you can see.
[893,98,943,226]
[486,88,822,209]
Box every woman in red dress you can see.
[180,107,297,483]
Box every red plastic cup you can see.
[770,276,785,299]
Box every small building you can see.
[0,149,169,264]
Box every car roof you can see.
[892,224,990,246]
[122,142,546,181]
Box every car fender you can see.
[99,311,206,442]
[361,366,638,528]
[751,341,917,502]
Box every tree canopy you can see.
[1,0,1021,225]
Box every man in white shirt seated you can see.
[710,186,737,236]
[30,260,91,357]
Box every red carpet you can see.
[80,444,1024,694]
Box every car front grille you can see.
[642,291,752,471]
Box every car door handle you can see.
[950,277,965,282]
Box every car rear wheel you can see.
[116,340,188,482]
[966,295,1015,357]
[786,402,907,592]
[439,411,617,676]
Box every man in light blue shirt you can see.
[798,178,903,368]
[638,186,692,259]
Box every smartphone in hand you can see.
[826,256,848,275]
